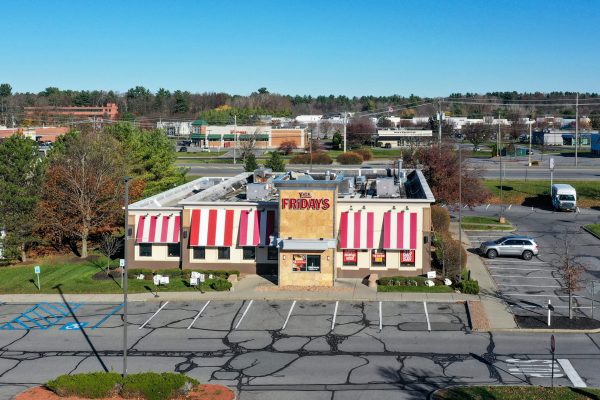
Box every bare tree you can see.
[462,123,492,148]
[238,128,261,161]
[556,232,585,319]
[98,232,122,275]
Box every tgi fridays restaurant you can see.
[126,168,435,287]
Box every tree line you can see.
[0,122,186,262]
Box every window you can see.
[267,246,278,260]
[343,250,358,266]
[167,244,180,257]
[139,243,152,257]
[504,240,519,246]
[291,254,321,272]
[306,255,321,271]
[371,249,386,267]
[243,247,256,260]
[400,250,416,266]
[193,247,205,260]
[218,247,230,260]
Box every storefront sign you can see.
[401,250,415,263]
[372,250,386,265]
[343,250,357,264]
[292,254,306,271]
[292,254,321,272]
[281,192,331,210]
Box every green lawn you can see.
[0,259,201,294]
[467,150,493,159]
[434,386,600,400]
[484,179,600,208]
[176,151,227,158]
[585,223,600,238]
[461,216,514,231]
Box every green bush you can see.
[378,276,427,286]
[312,151,333,164]
[46,372,122,398]
[121,372,198,400]
[354,148,373,161]
[210,279,232,291]
[459,279,480,294]
[431,205,450,233]
[182,269,239,280]
[289,153,311,164]
[337,152,363,165]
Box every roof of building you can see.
[191,119,208,126]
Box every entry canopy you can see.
[278,238,337,250]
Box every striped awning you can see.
[189,209,235,247]
[339,211,374,249]
[383,211,417,250]
[136,215,181,243]
[238,210,276,247]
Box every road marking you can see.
[497,284,562,288]
[423,301,431,331]
[488,267,544,271]
[506,358,564,378]
[92,303,124,330]
[187,301,210,330]
[501,293,584,298]
[486,260,549,265]
[557,359,587,387]
[491,275,557,279]
[234,300,253,330]
[510,304,592,309]
[281,300,296,330]
[331,301,339,331]
[378,301,383,331]
[139,302,169,329]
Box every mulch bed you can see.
[516,315,600,329]
[16,384,235,400]
[467,300,490,331]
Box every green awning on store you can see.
[207,134,222,140]
[191,133,203,140]
[238,134,269,141]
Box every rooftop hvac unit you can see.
[376,177,399,198]
[246,183,271,201]
[339,177,355,195]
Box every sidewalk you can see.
[449,221,518,329]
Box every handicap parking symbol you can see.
[60,322,88,331]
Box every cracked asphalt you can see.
[2,299,600,399]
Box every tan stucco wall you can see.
[279,189,335,240]
[279,249,334,287]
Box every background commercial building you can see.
[126,166,435,287]
[376,129,434,148]
[24,103,119,122]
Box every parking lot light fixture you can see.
[123,176,131,377]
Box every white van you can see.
[551,184,577,211]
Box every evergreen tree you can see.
[265,151,285,172]
[332,131,343,150]
[244,153,259,172]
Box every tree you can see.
[0,135,45,261]
[331,131,343,150]
[265,151,285,172]
[462,123,491,148]
[98,232,122,275]
[244,153,259,172]
[38,132,125,258]
[172,90,190,114]
[556,232,585,320]
[257,87,269,94]
[590,112,600,130]
[347,117,376,148]
[278,140,297,155]
[0,83,11,97]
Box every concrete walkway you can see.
[449,221,518,329]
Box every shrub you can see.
[531,160,539,166]
[46,372,122,398]
[354,148,373,161]
[459,279,480,294]
[437,233,468,277]
[431,205,450,233]
[210,279,232,291]
[378,276,427,286]
[337,152,363,165]
[312,151,333,164]
[289,153,311,164]
[121,373,198,400]
[127,268,153,279]
[278,140,297,155]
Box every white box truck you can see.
[551,184,577,211]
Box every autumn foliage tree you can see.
[38,132,125,258]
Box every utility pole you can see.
[498,112,504,220]
[528,120,532,167]
[575,93,579,167]
[233,115,237,164]
[343,113,347,153]
[437,99,442,148]
[458,142,462,273]
[122,177,131,378]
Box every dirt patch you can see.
[467,301,490,331]
[256,284,352,292]
[16,384,235,400]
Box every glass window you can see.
[306,255,321,271]
[343,250,358,266]
[243,247,256,260]
[268,246,278,260]
[218,247,230,260]
[139,243,152,257]
[371,249,386,267]
[400,250,415,266]
[167,244,180,257]
[193,247,205,260]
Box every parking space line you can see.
[92,303,124,330]
[511,304,592,309]
[281,300,296,330]
[491,275,555,279]
[501,293,584,298]
[497,284,562,288]
[488,267,543,271]
[139,302,169,329]
[423,301,431,331]
[234,300,253,330]
[331,301,339,331]
[557,359,587,387]
[485,260,549,265]
[187,301,210,330]
[378,301,382,331]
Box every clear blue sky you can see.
[3,0,599,97]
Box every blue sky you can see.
[3,0,599,96]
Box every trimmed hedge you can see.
[336,152,363,165]
[459,279,480,294]
[128,268,239,280]
[354,148,373,161]
[289,151,333,165]
[47,372,198,400]
[378,276,427,286]
[210,279,232,291]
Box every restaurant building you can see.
[126,166,435,287]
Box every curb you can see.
[582,225,600,241]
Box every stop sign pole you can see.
[551,334,556,388]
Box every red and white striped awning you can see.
[383,211,417,250]
[136,215,181,243]
[189,209,235,247]
[339,211,374,249]
[238,210,276,247]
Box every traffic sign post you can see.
[549,157,555,194]
[119,259,125,288]
[547,299,553,327]
[550,334,556,388]
[34,266,41,290]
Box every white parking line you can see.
[281,300,296,330]
[486,260,549,265]
[378,301,382,331]
[423,301,431,331]
[488,267,544,271]
[510,304,592,309]
[501,293,585,298]
[497,284,562,288]
[557,359,587,387]
[234,300,253,330]
[331,301,339,331]
[187,301,210,330]
[491,275,557,279]
[139,301,169,329]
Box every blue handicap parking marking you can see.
[60,321,89,331]
[91,303,124,330]
[0,302,84,330]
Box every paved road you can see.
[1,299,599,399]
[459,206,600,322]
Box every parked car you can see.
[178,146,188,152]
[479,235,539,260]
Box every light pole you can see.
[528,121,532,167]
[122,176,131,377]
[458,143,462,276]
[233,115,237,164]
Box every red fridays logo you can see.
[281,192,331,210]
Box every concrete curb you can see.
[582,224,600,241]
